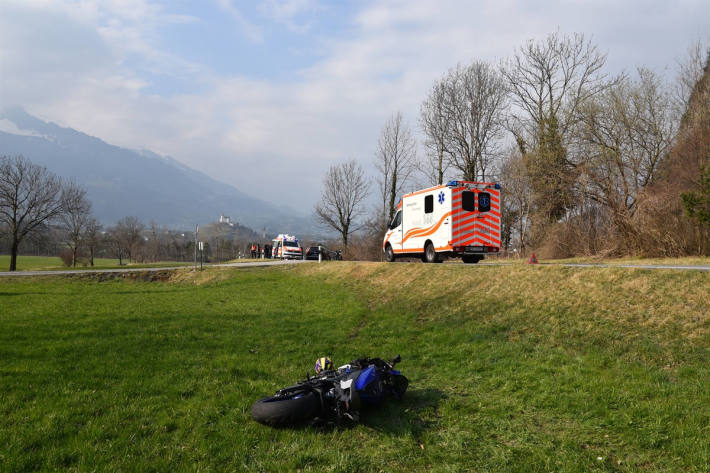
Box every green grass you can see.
[0,255,192,272]
[1,263,709,472]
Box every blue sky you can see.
[1,0,709,211]
[143,1,360,91]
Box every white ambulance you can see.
[272,234,303,260]
[382,180,501,264]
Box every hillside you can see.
[0,107,311,233]
[1,262,708,471]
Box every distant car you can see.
[304,246,331,261]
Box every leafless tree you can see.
[502,31,612,145]
[500,149,533,253]
[502,32,615,221]
[314,160,371,247]
[374,112,416,228]
[441,61,509,181]
[59,181,92,267]
[83,218,101,266]
[0,155,65,271]
[577,68,677,247]
[111,216,145,264]
[145,221,163,262]
[674,40,709,119]
[420,81,452,185]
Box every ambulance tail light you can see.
[453,246,465,253]
[488,247,499,253]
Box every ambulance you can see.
[382,180,501,264]
[272,234,303,260]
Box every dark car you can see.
[304,245,331,261]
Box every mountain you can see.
[0,107,310,233]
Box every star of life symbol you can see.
[438,191,445,204]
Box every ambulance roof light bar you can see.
[446,180,501,190]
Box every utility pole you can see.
[194,224,198,270]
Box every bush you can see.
[58,249,73,267]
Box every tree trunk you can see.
[9,237,19,271]
[388,171,398,224]
[342,223,349,247]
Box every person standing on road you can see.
[251,243,256,259]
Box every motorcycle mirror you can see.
[392,354,401,365]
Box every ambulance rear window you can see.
[478,192,491,212]
[461,192,476,211]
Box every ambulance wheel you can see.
[462,255,482,264]
[424,242,440,263]
[384,244,395,262]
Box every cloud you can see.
[214,0,264,43]
[257,0,320,33]
[1,0,709,213]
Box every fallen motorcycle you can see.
[251,355,408,425]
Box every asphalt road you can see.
[476,261,710,271]
[551,262,710,271]
[0,259,312,277]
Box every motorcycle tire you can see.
[251,390,320,425]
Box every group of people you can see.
[248,243,272,259]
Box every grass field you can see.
[0,255,193,272]
[1,263,709,472]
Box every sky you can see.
[1,0,709,212]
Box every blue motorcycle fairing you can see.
[354,365,376,391]
[390,369,401,375]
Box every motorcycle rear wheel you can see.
[251,390,320,425]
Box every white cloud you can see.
[1,0,709,213]
[214,0,264,43]
[257,0,320,32]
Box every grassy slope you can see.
[1,263,709,472]
[0,255,192,272]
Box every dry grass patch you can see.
[168,267,240,285]
[293,262,710,343]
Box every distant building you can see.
[219,214,234,226]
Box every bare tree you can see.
[83,218,101,266]
[502,31,612,144]
[59,181,92,267]
[111,216,145,263]
[0,155,65,271]
[374,112,416,228]
[442,61,509,181]
[420,81,452,185]
[577,68,677,247]
[314,160,370,247]
[674,40,709,119]
[502,32,615,221]
[500,149,533,253]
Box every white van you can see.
[382,180,501,264]
[272,234,303,260]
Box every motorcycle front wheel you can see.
[251,390,320,425]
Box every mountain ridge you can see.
[0,107,311,233]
